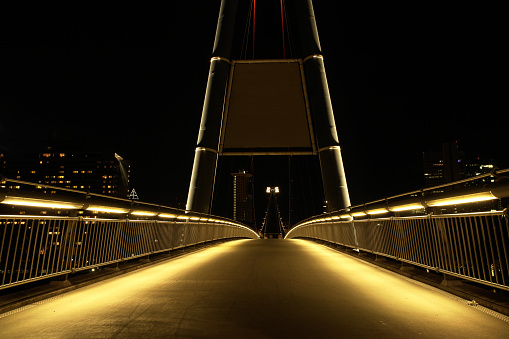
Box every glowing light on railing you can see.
[1,196,83,209]
[331,216,340,220]
[426,192,497,207]
[351,212,367,217]
[389,203,424,212]
[177,215,190,220]
[190,217,200,221]
[366,208,389,215]
[131,211,157,216]
[158,213,177,219]
[86,205,130,214]
[340,214,351,219]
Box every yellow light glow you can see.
[158,213,177,219]
[1,197,83,209]
[340,214,351,219]
[177,215,190,220]
[190,217,200,221]
[351,212,367,217]
[389,203,424,212]
[86,205,129,214]
[426,192,497,207]
[331,216,340,220]
[366,208,389,215]
[131,211,157,216]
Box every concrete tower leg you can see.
[294,0,351,212]
[186,0,238,213]
[318,146,351,212]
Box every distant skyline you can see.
[1,2,506,221]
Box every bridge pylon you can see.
[186,0,350,214]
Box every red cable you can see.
[253,0,256,59]
[280,0,285,59]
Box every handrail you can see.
[0,175,251,226]
[291,168,509,228]
[285,210,509,291]
[0,215,259,290]
[0,177,260,290]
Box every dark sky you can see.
[1,2,506,223]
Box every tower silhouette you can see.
[187,0,350,215]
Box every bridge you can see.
[1,169,509,337]
[2,0,509,337]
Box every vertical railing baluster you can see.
[22,219,35,281]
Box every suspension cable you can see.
[252,0,256,59]
[240,0,254,60]
[282,1,295,59]
[280,0,286,59]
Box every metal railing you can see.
[0,176,259,290]
[0,215,258,290]
[285,211,509,290]
[286,168,509,291]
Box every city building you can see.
[0,149,130,198]
[423,142,465,189]
[231,170,254,226]
[422,142,500,213]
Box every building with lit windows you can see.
[423,142,465,189]
[422,143,501,213]
[231,170,254,226]
[0,150,130,198]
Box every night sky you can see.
[1,2,506,224]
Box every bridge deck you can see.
[1,239,508,338]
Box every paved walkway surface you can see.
[1,239,509,338]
